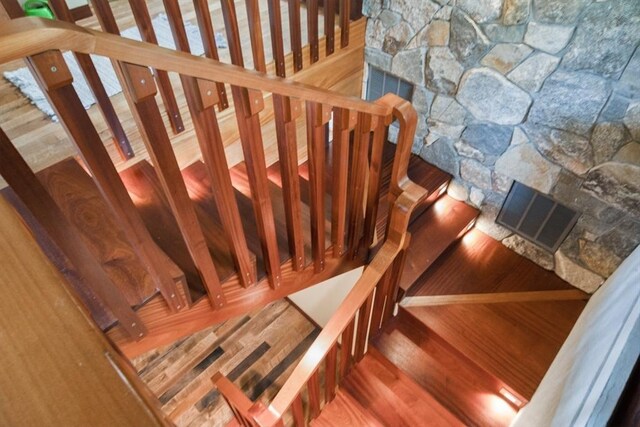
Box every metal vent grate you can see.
[366,66,414,102]
[497,182,580,252]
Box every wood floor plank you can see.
[406,299,586,399]
[409,229,578,297]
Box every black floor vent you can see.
[497,182,579,252]
[366,66,414,102]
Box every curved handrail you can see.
[0,17,390,117]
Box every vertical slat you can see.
[369,269,392,335]
[306,102,331,272]
[0,127,145,340]
[324,0,336,55]
[233,88,283,288]
[245,0,267,72]
[121,65,227,309]
[273,95,305,270]
[26,0,135,159]
[325,343,338,404]
[347,114,373,258]
[339,0,351,48]
[160,0,257,289]
[267,0,286,77]
[382,236,410,324]
[220,0,245,67]
[307,370,321,420]
[307,0,319,64]
[291,394,305,427]
[24,48,185,313]
[192,0,229,109]
[126,0,186,133]
[331,108,356,257]
[288,0,303,72]
[362,119,388,251]
[221,0,283,288]
[339,317,355,379]
[354,292,374,362]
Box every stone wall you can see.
[363,0,640,292]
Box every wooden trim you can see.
[69,4,92,22]
[400,289,590,307]
[0,17,388,116]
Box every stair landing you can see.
[313,348,463,427]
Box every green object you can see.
[23,0,55,19]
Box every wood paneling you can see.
[0,196,167,427]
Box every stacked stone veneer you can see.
[363,0,640,293]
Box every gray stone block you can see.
[533,0,590,24]
[483,24,526,43]
[495,142,561,193]
[524,22,574,54]
[457,67,532,125]
[480,43,533,74]
[507,52,560,92]
[457,0,504,24]
[528,71,610,136]
[583,162,640,218]
[525,124,594,176]
[450,9,491,67]
[562,0,640,78]
[461,123,513,165]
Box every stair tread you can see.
[311,390,384,427]
[409,229,577,296]
[339,350,464,427]
[401,195,479,292]
[406,299,586,400]
[119,160,236,294]
[372,309,517,427]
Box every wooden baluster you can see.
[325,343,338,404]
[245,0,267,72]
[0,127,146,340]
[308,370,321,420]
[354,292,374,362]
[306,102,331,273]
[291,394,305,427]
[274,95,305,270]
[369,269,392,336]
[362,118,388,251]
[347,114,374,258]
[222,0,283,288]
[339,0,351,48]
[307,0,319,64]
[46,0,134,159]
[324,0,336,56]
[220,0,245,67]
[382,235,410,324]
[331,108,356,257]
[160,0,257,289]
[288,0,303,72]
[126,0,186,133]
[23,49,186,313]
[120,63,226,308]
[339,317,355,379]
[192,0,229,109]
[267,0,286,77]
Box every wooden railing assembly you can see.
[0,11,419,338]
[210,100,426,426]
[0,3,426,424]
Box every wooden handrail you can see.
[251,98,428,426]
[0,17,389,117]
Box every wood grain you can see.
[0,196,168,427]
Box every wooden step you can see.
[372,308,517,426]
[1,158,184,329]
[338,348,464,427]
[400,195,478,293]
[406,299,585,400]
[311,390,384,427]
[408,229,580,297]
[119,160,239,295]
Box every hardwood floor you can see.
[131,298,319,427]
[314,348,463,427]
